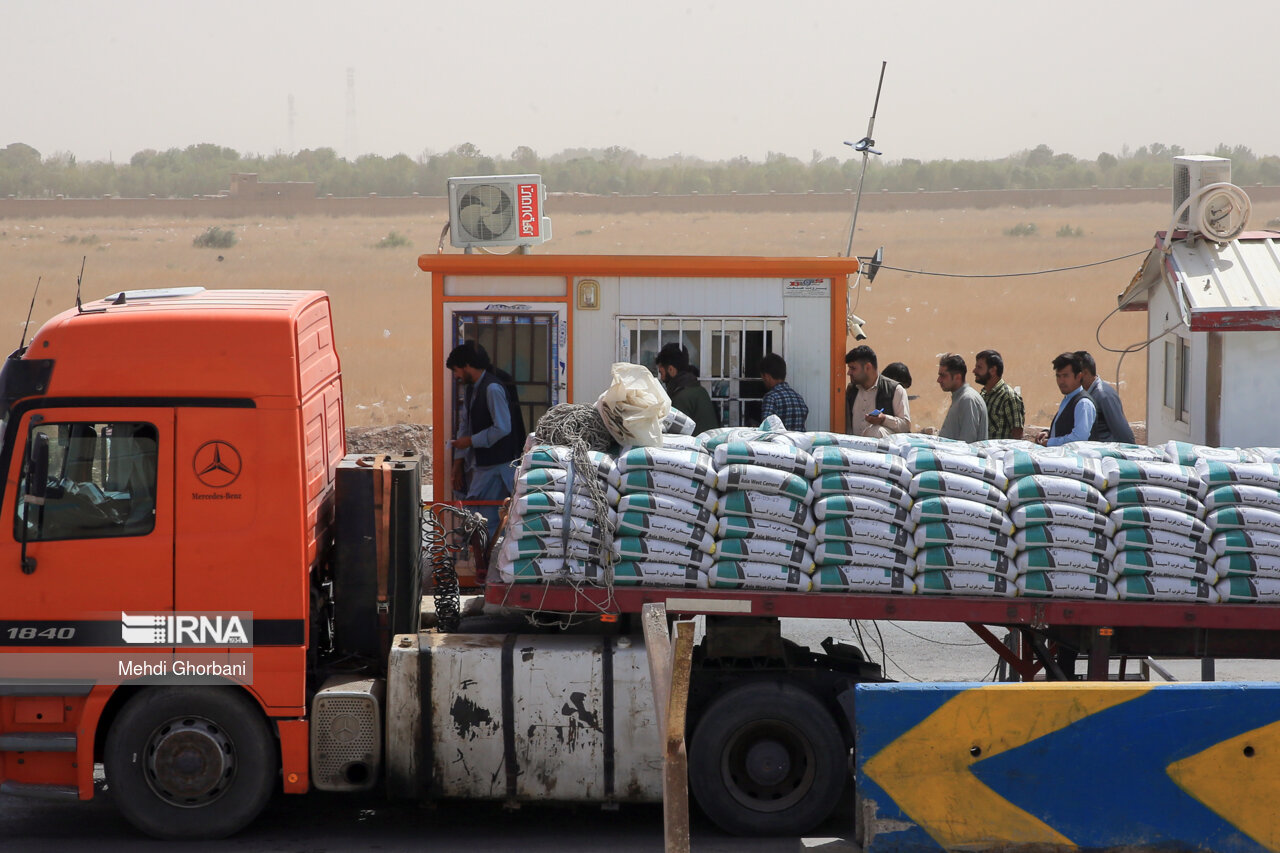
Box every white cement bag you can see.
[1211,530,1280,560]
[616,446,716,485]
[697,427,768,453]
[814,494,912,528]
[519,445,621,485]
[1105,485,1205,519]
[914,522,1015,557]
[1098,458,1204,498]
[706,561,812,592]
[1002,450,1105,491]
[1068,442,1166,462]
[660,433,703,453]
[1165,441,1254,466]
[1214,553,1280,580]
[717,491,815,530]
[890,433,985,457]
[1017,571,1117,600]
[1206,505,1280,536]
[820,432,898,455]
[1111,550,1216,583]
[661,409,697,436]
[1195,460,1280,491]
[904,448,1008,489]
[909,497,1013,535]
[717,515,815,550]
[499,557,601,584]
[612,536,714,571]
[508,514,608,547]
[595,362,670,447]
[616,510,715,553]
[1203,484,1280,515]
[501,535,607,564]
[814,518,915,554]
[1216,576,1280,603]
[1252,448,1280,464]
[1111,505,1210,541]
[714,441,813,477]
[807,446,911,486]
[510,491,619,527]
[915,546,1016,578]
[1015,548,1114,579]
[916,570,1016,597]
[910,470,1009,510]
[518,468,622,506]
[615,492,715,529]
[717,538,815,573]
[1014,525,1114,559]
[811,472,913,507]
[611,561,706,588]
[1009,501,1113,535]
[1115,575,1219,603]
[972,438,1037,461]
[1111,527,1214,562]
[812,542,915,572]
[1006,475,1109,513]
[715,463,812,504]
[617,469,719,510]
[811,565,915,594]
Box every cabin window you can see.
[617,316,787,427]
[1162,336,1191,424]
[15,422,159,541]
[453,311,559,435]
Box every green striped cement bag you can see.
[717,515,815,551]
[814,518,915,554]
[501,535,606,564]
[508,514,608,547]
[811,565,915,594]
[1097,458,1204,497]
[915,546,1015,578]
[1112,527,1214,562]
[1196,460,1280,491]
[973,438,1038,460]
[717,491,815,530]
[616,510,715,553]
[1105,485,1205,519]
[660,433,703,453]
[1014,548,1114,580]
[820,432,898,455]
[510,491,618,527]
[914,522,1015,557]
[717,538,815,573]
[810,472,913,507]
[1017,571,1117,600]
[661,409,697,436]
[807,446,911,486]
[1204,484,1280,515]
[1253,448,1280,464]
[909,497,1013,535]
[1006,475,1109,513]
[616,446,716,485]
[812,541,915,572]
[617,470,719,510]
[611,561,706,588]
[1009,501,1113,535]
[713,440,813,478]
[1216,576,1280,603]
[715,464,812,504]
[890,433,985,457]
[615,492,714,529]
[916,570,1016,597]
[1115,575,1219,603]
[1211,530,1280,560]
[1068,441,1165,463]
[814,495,912,528]
[706,560,812,592]
[1206,505,1280,536]
[909,470,1009,511]
[1111,505,1209,541]
[612,536,714,571]
[519,445,621,487]
[696,427,768,453]
[903,447,1008,490]
[1112,550,1216,583]
[1166,441,1255,466]
[1003,450,1106,491]
[518,469,621,506]
[498,557,601,584]
[1214,553,1280,580]
[1014,525,1114,559]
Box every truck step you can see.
[0,732,77,752]
[0,781,79,801]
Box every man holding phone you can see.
[845,345,911,438]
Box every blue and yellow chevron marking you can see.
[855,682,1280,853]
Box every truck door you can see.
[3,409,175,628]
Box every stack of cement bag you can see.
[611,445,719,588]
[1197,459,1280,603]
[498,445,620,584]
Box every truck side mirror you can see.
[27,432,49,502]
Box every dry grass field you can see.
[3,197,1277,431]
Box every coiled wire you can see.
[422,503,488,632]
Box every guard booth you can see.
[417,254,864,569]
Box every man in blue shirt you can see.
[1036,351,1096,447]
[758,353,808,430]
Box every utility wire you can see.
[877,248,1148,279]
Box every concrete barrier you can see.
[855,681,1280,852]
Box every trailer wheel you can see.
[104,687,276,839]
[689,681,847,836]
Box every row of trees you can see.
[2,141,1277,200]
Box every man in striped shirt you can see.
[758,353,809,430]
[974,349,1025,440]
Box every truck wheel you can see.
[689,681,847,836]
[104,687,276,839]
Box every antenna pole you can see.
[74,256,86,314]
[18,276,41,351]
[843,61,887,258]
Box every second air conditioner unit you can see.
[447,174,552,250]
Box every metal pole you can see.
[843,61,887,258]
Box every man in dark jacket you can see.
[845,345,911,437]
[1075,350,1135,444]
[656,343,720,435]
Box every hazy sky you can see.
[7,0,1277,166]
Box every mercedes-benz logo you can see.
[193,440,243,488]
[331,715,360,744]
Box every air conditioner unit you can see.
[447,174,552,250]
[1172,155,1231,229]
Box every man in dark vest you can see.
[447,341,526,540]
[845,345,911,437]
[1036,351,1096,447]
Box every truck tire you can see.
[104,687,277,839]
[689,681,847,836]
